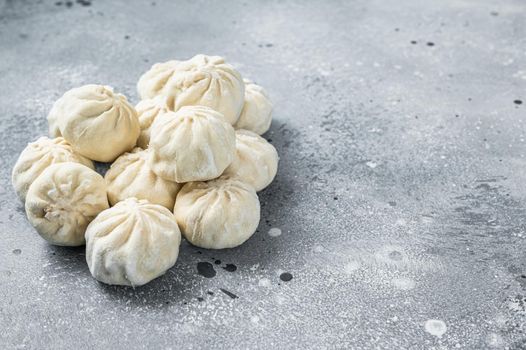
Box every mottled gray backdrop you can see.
[1,0,525,349]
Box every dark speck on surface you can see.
[514,99,522,105]
[491,11,499,16]
[388,201,397,207]
[197,262,216,278]
[427,42,435,46]
[214,259,221,265]
[197,297,204,302]
[124,35,130,40]
[265,43,273,47]
[12,249,21,255]
[207,291,214,295]
[222,264,237,272]
[280,272,293,282]
[65,1,73,7]
[410,40,417,44]
[219,289,238,299]
[55,1,62,5]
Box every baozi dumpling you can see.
[136,59,180,99]
[12,136,94,202]
[174,177,260,249]
[25,162,109,246]
[47,84,140,162]
[137,55,245,124]
[234,79,273,135]
[148,105,236,183]
[135,96,171,149]
[105,148,182,210]
[85,198,181,286]
[223,130,279,191]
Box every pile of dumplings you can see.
[12,54,278,287]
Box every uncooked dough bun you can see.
[174,177,260,249]
[137,54,245,124]
[12,137,94,202]
[148,105,236,183]
[223,130,279,191]
[25,162,109,246]
[85,198,181,286]
[47,84,140,162]
[234,79,273,135]
[105,148,182,210]
[135,96,170,149]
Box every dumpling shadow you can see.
[187,118,301,270]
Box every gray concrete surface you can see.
[1,0,525,349]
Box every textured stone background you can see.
[1,0,525,349]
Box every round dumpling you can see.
[47,84,140,162]
[135,96,171,149]
[234,79,273,135]
[137,55,245,124]
[25,162,109,246]
[105,148,182,209]
[148,105,236,183]
[223,130,279,191]
[85,198,181,286]
[12,136,94,202]
[136,59,179,99]
[174,177,260,249]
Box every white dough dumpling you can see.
[12,136,94,202]
[47,84,140,162]
[85,198,182,286]
[137,54,245,124]
[223,130,279,191]
[234,79,273,135]
[105,148,182,210]
[174,177,260,249]
[25,162,109,246]
[135,96,171,149]
[148,105,236,183]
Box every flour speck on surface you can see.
[391,277,416,290]
[258,278,271,287]
[268,227,282,237]
[424,319,447,337]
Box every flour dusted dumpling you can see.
[136,59,180,99]
[137,55,245,124]
[135,96,171,149]
[85,198,181,286]
[105,148,182,209]
[174,177,260,249]
[234,79,273,135]
[149,105,236,182]
[48,84,140,162]
[223,130,279,191]
[25,162,109,246]
[12,137,94,202]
